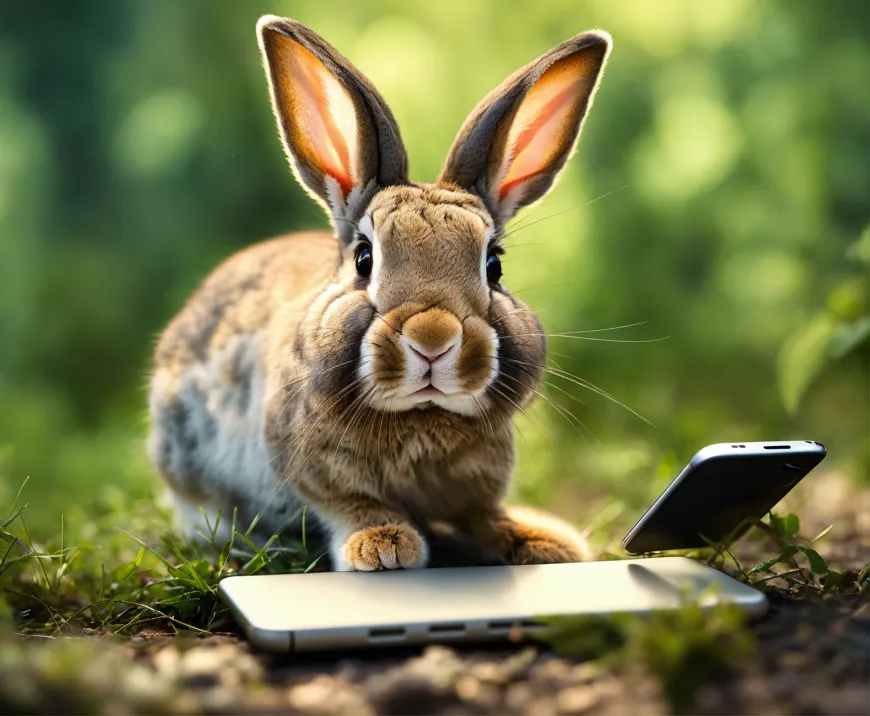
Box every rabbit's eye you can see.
[486,253,502,284]
[355,243,373,278]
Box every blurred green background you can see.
[1,0,867,539]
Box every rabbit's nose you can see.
[407,341,453,363]
[401,308,462,363]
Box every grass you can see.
[0,478,324,637]
[2,471,867,638]
[1,473,868,714]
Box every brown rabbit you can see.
[148,15,611,570]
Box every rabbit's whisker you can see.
[270,375,366,466]
[470,393,497,443]
[278,381,375,504]
[269,358,373,434]
[255,375,369,518]
[373,311,403,335]
[499,242,561,250]
[500,370,595,442]
[358,394,381,467]
[486,385,530,448]
[375,393,389,454]
[487,381,550,444]
[506,282,586,296]
[358,391,388,470]
[499,185,627,241]
[500,357,654,429]
[328,385,378,486]
[545,333,667,344]
[278,358,360,389]
[465,320,655,353]
[540,378,597,418]
[487,305,549,331]
[554,321,652,335]
[477,330,667,345]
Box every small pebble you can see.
[556,685,600,713]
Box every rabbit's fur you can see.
[149,16,610,571]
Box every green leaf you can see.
[798,547,828,575]
[748,557,780,575]
[777,314,837,414]
[829,317,870,359]
[785,545,828,574]
[770,512,800,539]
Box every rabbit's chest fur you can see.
[262,374,514,527]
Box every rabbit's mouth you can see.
[356,306,499,417]
[411,386,444,398]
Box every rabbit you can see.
[148,15,610,571]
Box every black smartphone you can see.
[622,441,827,554]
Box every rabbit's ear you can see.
[258,16,408,227]
[439,32,610,223]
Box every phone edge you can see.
[620,440,827,555]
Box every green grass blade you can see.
[216,508,239,579]
[303,553,324,573]
[19,515,52,590]
[810,524,834,543]
[244,511,262,538]
[162,538,213,593]
[0,507,26,532]
[8,476,30,517]
[198,506,213,540]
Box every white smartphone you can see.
[622,440,826,554]
[219,556,767,652]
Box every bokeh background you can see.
[1,0,867,540]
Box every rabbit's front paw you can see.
[511,540,581,565]
[343,523,428,571]
[508,528,583,565]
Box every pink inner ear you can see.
[498,55,589,201]
[286,40,358,197]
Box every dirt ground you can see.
[3,477,869,716]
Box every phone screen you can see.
[622,443,826,554]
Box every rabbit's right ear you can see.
[257,16,408,231]
[439,32,611,225]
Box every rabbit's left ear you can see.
[258,16,408,230]
[439,32,611,224]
